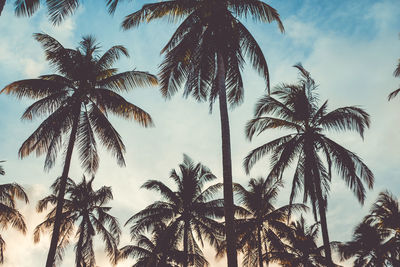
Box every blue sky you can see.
[0,0,399,266]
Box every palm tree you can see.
[34,176,121,267]
[0,161,29,264]
[119,221,205,267]
[231,177,306,267]
[244,64,374,266]
[270,216,327,267]
[337,221,394,267]
[1,33,157,267]
[122,2,284,266]
[126,154,223,267]
[0,0,121,24]
[0,161,4,176]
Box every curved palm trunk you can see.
[257,225,263,267]
[46,107,80,267]
[264,234,269,267]
[183,218,189,267]
[315,183,333,267]
[217,52,238,267]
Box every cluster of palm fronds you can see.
[336,191,400,266]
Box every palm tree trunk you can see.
[46,107,80,267]
[183,218,189,267]
[257,225,263,267]
[264,235,269,267]
[217,51,238,267]
[75,222,85,267]
[315,183,333,267]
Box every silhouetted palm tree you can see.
[119,221,207,267]
[123,2,283,265]
[244,64,374,266]
[126,154,223,267]
[270,216,327,267]
[34,176,121,267]
[0,162,29,264]
[388,53,400,100]
[0,161,4,176]
[1,33,157,267]
[0,0,121,24]
[231,177,306,267]
[337,221,394,267]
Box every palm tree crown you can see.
[118,221,183,267]
[232,176,306,267]
[1,33,156,174]
[0,0,121,24]
[0,162,29,264]
[244,64,373,266]
[270,216,326,267]
[34,176,121,266]
[126,154,223,267]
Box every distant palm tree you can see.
[34,176,121,267]
[1,33,157,267]
[126,154,223,267]
[0,0,121,24]
[119,221,207,267]
[0,162,29,264]
[231,177,306,267]
[270,216,327,267]
[0,161,4,176]
[123,2,284,266]
[337,221,394,267]
[388,53,400,100]
[244,64,374,266]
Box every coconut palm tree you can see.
[244,64,374,266]
[118,221,180,267]
[0,161,4,176]
[0,0,121,24]
[0,161,29,264]
[119,221,208,267]
[270,216,327,267]
[1,33,157,267]
[230,177,306,267]
[337,221,395,267]
[34,176,121,267]
[122,2,284,266]
[126,154,223,267]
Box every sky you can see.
[0,0,399,266]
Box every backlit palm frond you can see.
[88,104,126,167]
[319,106,370,138]
[99,70,158,92]
[97,45,129,70]
[229,0,284,32]
[14,0,40,16]
[1,79,67,99]
[122,1,195,29]
[77,108,99,175]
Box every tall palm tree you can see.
[0,162,29,264]
[244,64,374,266]
[122,2,284,266]
[231,177,306,267]
[337,221,394,267]
[269,216,327,267]
[126,154,223,267]
[0,0,121,24]
[34,176,121,267]
[1,33,157,267]
[119,221,206,267]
